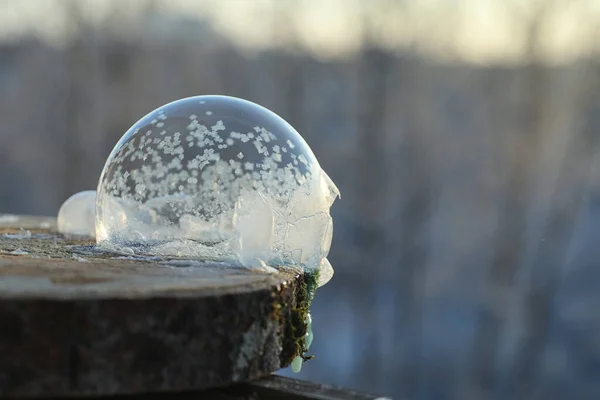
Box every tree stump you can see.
[0,214,308,398]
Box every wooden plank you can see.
[32,375,390,400]
[232,375,392,400]
[0,217,308,398]
[40,375,391,400]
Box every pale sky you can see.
[0,0,598,65]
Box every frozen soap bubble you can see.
[96,95,339,286]
[57,190,97,238]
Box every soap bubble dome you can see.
[96,95,339,285]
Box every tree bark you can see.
[0,217,307,398]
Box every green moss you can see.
[275,268,320,368]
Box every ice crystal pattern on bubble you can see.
[96,96,339,286]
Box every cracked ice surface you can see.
[95,95,339,286]
[57,190,96,238]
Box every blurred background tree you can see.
[1,0,600,399]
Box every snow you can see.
[72,254,90,262]
[5,249,28,255]
[2,229,32,239]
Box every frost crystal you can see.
[2,229,32,239]
[57,190,96,238]
[7,249,28,256]
[96,95,339,285]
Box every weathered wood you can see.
[233,375,391,400]
[81,374,390,399]
[0,215,307,398]
[35,375,390,400]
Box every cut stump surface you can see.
[0,215,305,398]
